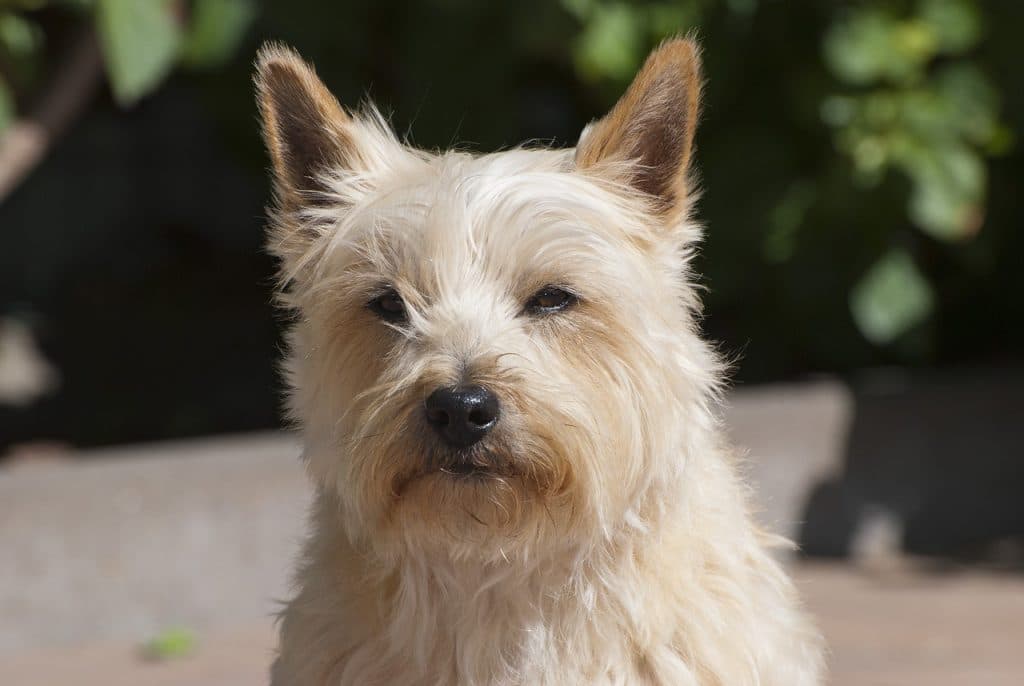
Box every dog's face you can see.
[256,41,715,560]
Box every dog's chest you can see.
[329,596,696,686]
[336,637,677,686]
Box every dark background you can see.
[1,0,1021,462]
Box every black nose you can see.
[424,385,500,448]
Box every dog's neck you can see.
[289,430,812,686]
[306,482,697,683]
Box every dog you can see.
[256,37,824,685]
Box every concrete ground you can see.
[4,562,1023,685]
[3,381,1021,684]
[800,563,1024,685]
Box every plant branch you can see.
[0,26,104,204]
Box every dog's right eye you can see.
[368,289,407,323]
[524,286,577,315]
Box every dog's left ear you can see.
[575,38,702,218]
[254,43,356,209]
[255,42,405,213]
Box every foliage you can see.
[849,247,934,345]
[562,0,707,81]
[821,0,1009,342]
[0,0,1020,384]
[141,626,197,661]
[0,0,255,108]
[560,0,1010,346]
[95,0,183,105]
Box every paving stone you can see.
[4,563,1022,685]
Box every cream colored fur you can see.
[256,38,825,686]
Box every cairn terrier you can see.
[256,38,823,685]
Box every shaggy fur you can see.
[256,38,825,686]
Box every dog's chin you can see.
[358,442,583,560]
[389,442,511,490]
[380,448,531,532]
[393,455,520,499]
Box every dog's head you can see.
[256,40,718,561]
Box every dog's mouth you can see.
[438,461,492,478]
[439,446,520,479]
[393,448,517,495]
[435,450,518,482]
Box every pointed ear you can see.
[575,38,703,216]
[254,43,359,208]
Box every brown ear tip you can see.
[659,34,701,53]
[650,36,703,73]
[254,41,306,78]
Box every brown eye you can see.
[525,286,577,315]
[368,288,407,323]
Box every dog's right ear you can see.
[255,43,368,210]
[575,38,703,222]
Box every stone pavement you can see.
[3,562,1023,685]
[0,382,851,655]
[0,432,308,655]
[3,381,1020,684]
[798,563,1024,685]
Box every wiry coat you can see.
[256,38,825,686]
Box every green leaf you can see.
[59,0,97,10]
[0,12,43,57]
[560,0,595,20]
[850,249,934,344]
[765,180,815,263]
[141,626,197,661]
[648,3,699,38]
[96,0,182,106]
[181,0,256,68]
[919,0,980,53]
[934,63,999,144]
[985,124,1014,156]
[0,1,49,10]
[893,19,937,64]
[824,8,936,85]
[573,2,643,81]
[725,0,758,17]
[820,95,855,126]
[904,143,985,240]
[0,77,13,132]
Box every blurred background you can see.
[0,1,1021,684]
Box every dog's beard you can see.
[394,440,521,492]
[335,404,584,558]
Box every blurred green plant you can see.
[141,626,198,661]
[822,0,1010,342]
[0,0,1017,368]
[0,0,254,116]
[849,247,935,345]
[0,7,42,130]
[563,0,1011,346]
[562,0,710,81]
[0,0,255,204]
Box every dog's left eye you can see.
[524,286,577,315]
[368,288,407,323]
